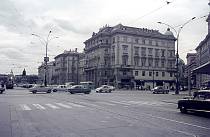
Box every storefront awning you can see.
[193,61,210,74]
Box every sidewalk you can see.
[0,103,12,137]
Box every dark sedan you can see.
[68,85,91,94]
[0,87,5,94]
[178,90,210,113]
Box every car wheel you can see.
[53,89,57,92]
[0,91,3,94]
[32,91,36,94]
[96,91,98,93]
[180,106,187,113]
[109,90,111,93]
[70,92,74,94]
[84,92,90,94]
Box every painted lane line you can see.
[99,102,116,106]
[45,104,60,109]
[32,104,46,110]
[55,103,72,109]
[20,104,31,111]
[67,102,85,108]
[147,114,210,130]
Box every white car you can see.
[52,85,67,92]
[95,85,115,93]
[29,85,52,94]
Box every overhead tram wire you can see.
[128,0,175,25]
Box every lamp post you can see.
[32,31,58,86]
[158,17,196,94]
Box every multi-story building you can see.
[38,61,55,85]
[193,2,210,88]
[84,24,176,89]
[185,53,197,87]
[54,49,81,85]
[78,53,86,82]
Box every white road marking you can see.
[79,102,99,107]
[110,101,130,105]
[32,104,46,110]
[98,102,115,106]
[147,114,210,130]
[20,104,31,110]
[45,103,60,109]
[55,103,72,109]
[67,102,85,108]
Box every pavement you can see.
[0,88,209,137]
[0,103,12,137]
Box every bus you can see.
[80,81,95,89]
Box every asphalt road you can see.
[0,88,209,137]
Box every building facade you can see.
[38,61,55,85]
[54,49,81,85]
[185,53,197,88]
[84,24,176,89]
[194,3,210,89]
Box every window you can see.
[141,47,146,56]
[123,71,127,75]
[155,49,159,57]
[142,39,145,44]
[168,61,173,68]
[148,48,153,56]
[161,49,165,57]
[141,58,146,66]
[155,41,159,46]
[122,36,127,42]
[135,71,138,76]
[122,56,128,65]
[134,57,139,66]
[148,58,153,67]
[134,47,139,55]
[112,37,115,43]
[162,72,165,77]
[122,45,128,53]
[155,59,159,67]
[149,71,152,76]
[104,48,108,54]
[149,40,152,45]
[161,60,165,67]
[135,38,139,44]
[170,72,173,77]
[106,40,108,44]
[142,71,145,76]
[156,72,159,77]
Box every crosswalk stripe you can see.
[55,103,72,109]
[67,102,85,108]
[45,104,60,109]
[99,102,115,106]
[20,104,31,110]
[111,101,130,105]
[79,102,99,107]
[33,104,46,110]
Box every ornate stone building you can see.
[84,24,176,89]
[193,2,210,89]
[54,49,81,85]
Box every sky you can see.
[0,0,209,75]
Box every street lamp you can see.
[158,17,196,94]
[32,31,58,86]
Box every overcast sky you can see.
[0,0,209,75]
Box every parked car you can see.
[95,85,114,93]
[152,86,169,94]
[178,90,210,113]
[0,87,5,94]
[29,85,52,94]
[52,85,67,92]
[68,85,91,94]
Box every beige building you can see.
[38,61,55,85]
[193,2,210,88]
[84,24,176,89]
[54,49,81,85]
